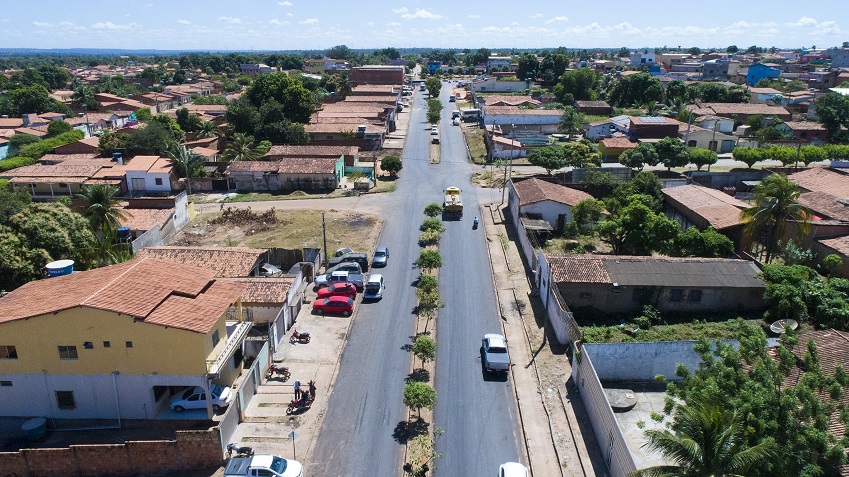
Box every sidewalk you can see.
[481,202,604,477]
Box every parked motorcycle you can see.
[226,443,254,457]
[290,329,311,344]
[286,394,314,415]
[266,364,290,381]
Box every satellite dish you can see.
[770,319,798,334]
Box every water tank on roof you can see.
[358,125,367,133]
[117,226,131,239]
[112,152,124,165]
[46,260,74,277]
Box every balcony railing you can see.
[206,319,253,376]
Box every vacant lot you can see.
[462,125,488,164]
[172,208,383,252]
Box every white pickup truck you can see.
[224,455,303,477]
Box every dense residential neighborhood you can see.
[3,3,849,477]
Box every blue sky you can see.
[1,0,846,51]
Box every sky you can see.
[0,0,846,52]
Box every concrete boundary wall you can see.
[584,340,739,382]
[0,429,221,477]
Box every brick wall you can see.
[0,429,222,476]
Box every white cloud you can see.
[401,8,441,20]
[270,18,289,26]
[467,14,480,19]
[218,16,242,24]
[787,16,818,27]
[367,21,375,27]
[278,1,293,5]
[177,20,191,25]
[32,21,52,28]
[545,16,568,24]
[392,7,408,13]
[530,13,543,19]
[510,22,519,26]
[286,12,293,16]
[299,18,319,25]
[387,22,401,27]
[92,21,138,30]
[144,3,154,6]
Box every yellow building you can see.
[0,258,247,420]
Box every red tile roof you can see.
[135,246,266,277]
[0,258,245,333]
[662,185,750,230]
[222,277,293,303]
[513,178,594,207]
[789,167,849,197]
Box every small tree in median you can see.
[424,203,443,217]
[404,381,437,419]
[382,155,402,178]
[412,336,436,371]
[688,147,718,170]
[421,217,445,232]
[417,274,438,293]
[416,250,443,273]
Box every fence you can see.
[217,341,270,449]
[546,283,582,345]
[572,346,638,477]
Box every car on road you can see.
[313,295,354,316]
[453,118,461,126]
[499,462,529,477]
[449,95,456,102]
[224,454,303,477]
[482,334,511,374]
[170,385,232,413]
[372,246,389,267]
[317,281,358,299]
[363,274,385,300]
[431,126,438,135]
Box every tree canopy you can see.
[244,72,316,124]
[608,73,664,107]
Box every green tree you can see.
[665,80,690,102]
[516,53,539,81]
[0,181,32,223]
[608,73,664,107]
[411,336,437,370]
[562,141,601,168]
[196,120,222,139]
[417,274,438,293]
[814,92,849,141]
[225,98,262,135]
[325,44,353,60]
[416,250,443,272]
[741,174,810,263]
[244,72,315,123]
[688,148,718,171]
[732,147,762,168]
[800,145,827,166]
[46,120,73,137]
[403,382,437,419]
[654,137,690,171]
[9,202,95,269]
[420,218,445,233]
[7,133,41,156]
[221,133,263,163]
[619,142,659,170]
[528,146,567,174]
[726,45,739,53]
[572,198,606,230]
[558,106,588,139]
[610,171,664,212]
[335,74,354,98]
[670,227,734,258]
[124,122,180,158]
[425,77,442,98]
[167,145,202,195]
[424,203,443,217]
[77,184,128,233]
[0,224,52,291]
[597,196,680,255]
[553,69,598,102]
[382,155,402,178]
[631,399,776,477]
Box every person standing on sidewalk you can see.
[293,380,301,400]
[308,380,316,400]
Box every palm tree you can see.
[741,173,810,263]
[336,74,354,98]
[221,133,262,163]
[196,120,222,139]
[168,145,203,195]
[631,400,776,477]
[558,106,587,139]
[77,184,127,233]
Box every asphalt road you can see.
[310,82,521,476]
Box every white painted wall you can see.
[521,200,573,229]
[583,340,739,382]
[126,171,172,193]
[0,372,205,419]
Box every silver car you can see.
[372,246,389,267]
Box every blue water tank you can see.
[46,260,74,277]
[117,226,131,239]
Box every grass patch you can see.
[430,142,440,164]
[472,171,506,188]
[463,126,488,164]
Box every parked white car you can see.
[170,385,232,413]
[499,462,529,477]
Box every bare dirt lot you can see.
[172,207,383,252]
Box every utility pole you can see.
[322,213,328,270]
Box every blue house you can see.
[746,63,780,86]
[426,61,442,75]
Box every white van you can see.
[364,274,385,300]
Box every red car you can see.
[313,296,355,316]
[316,282,358,299]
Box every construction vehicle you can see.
[443,187,463,219]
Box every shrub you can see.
[421,217,445,232]
[417,274,438,292]
[17,130,84,159]
[0,156,37,172]
[424,202,443,217]
[418,230,441,247]
[416,250,443,271]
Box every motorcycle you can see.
[226,443,254,457]
[290,329,311,344]
[286,394,314,415]
[266,364,290,381]
[473,217,479,229]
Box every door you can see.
[131,178,146,191]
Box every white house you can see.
[584,116,630,141]
[680,127,737,153]
[508,177,596,231]
[126,155,174,194]
[472,77,530,93]
[695,116,735,134]
[629,53,656,66]
[482,106,563,133]
[487,56,513,71]
[748,87,783,105]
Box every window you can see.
[58,183,68,188]
[58,346,78,360]
[103,341,111,348]
[212,330,220,348]
[125,341,133,348]
[83,342,93,349]
[689,290,702,302]
[0,346,18,359]
[687,140,697,147]
[670,290,683,302]
[0,381,11,387]
[155,178,163,186]
[56,390,76,410]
